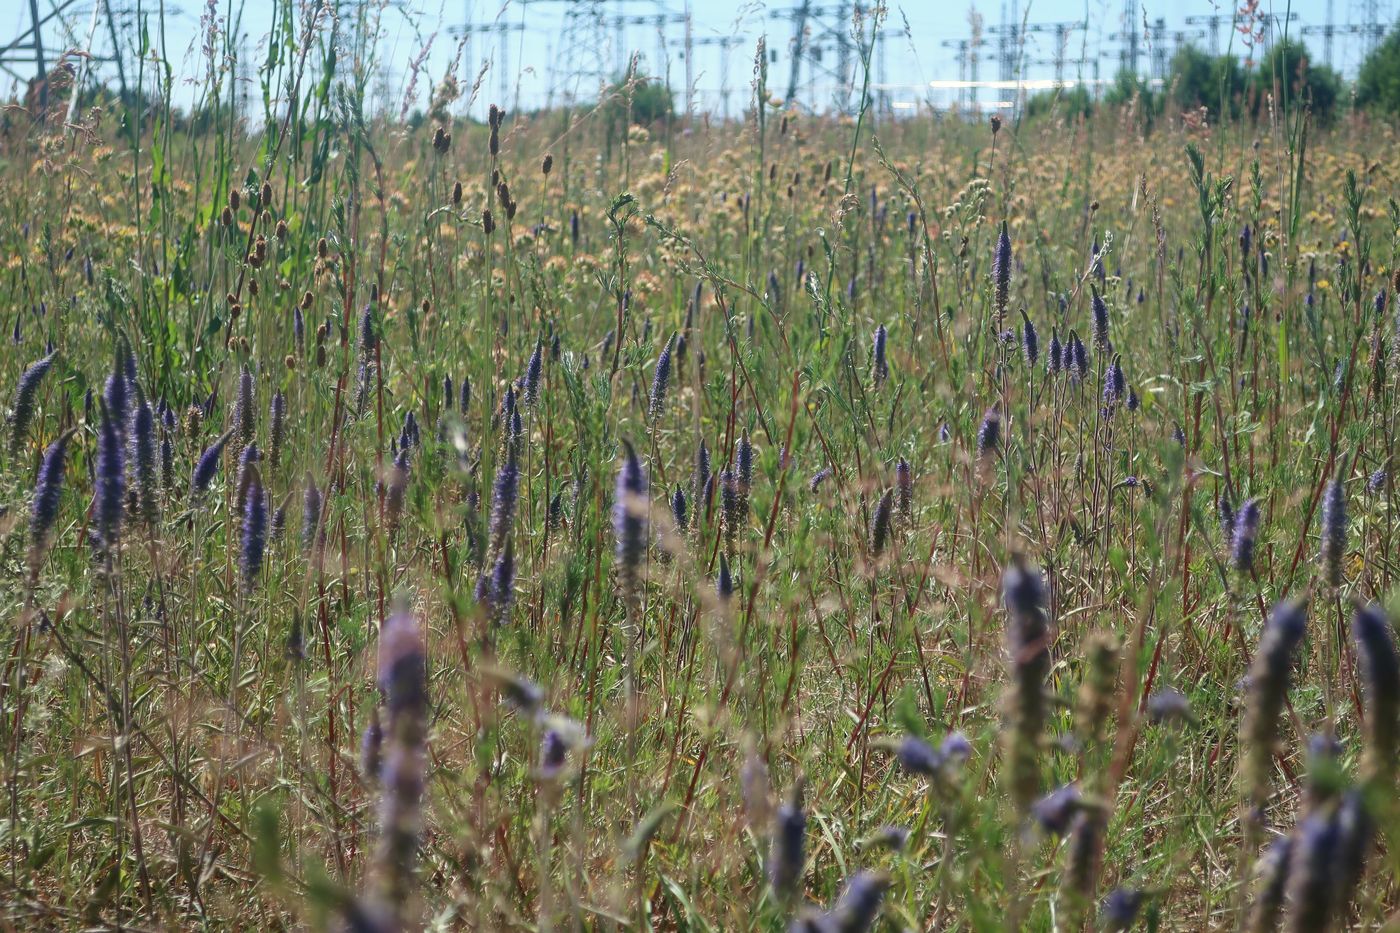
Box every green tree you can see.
[1168,44,1246,117]
[1023,85,1092,121]
[604,73,674,126]
[1357,27,1400,114]
[1251,39,1343,121]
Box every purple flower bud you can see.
[872,324,889,385]
[1047,328,1062,376]
[1071,332,1090,378]
[613,440,649,596]
[976,408,1001,459]
[103,358,129,438]
[1283,810,1344,930]
[768,784,806,896]
[269,391,287,467]
[1103,355,1125,406]
[358,303,377,357]
[234,364,255,446]
[373,605,427,917]
[1243,601,1307,802]
[993,221,1012,319]
[824,870,890,933]
[93,409,125,554]
[489,453,519,555]
[1030,783,1081,836]
[1319,470,1347,588]
[361,707,383,783]
[649,334,674,420]
[302,473,323,552]
[523,339,543,407]
[716,553,734,601]
[1091,287,1110,352]
[488,537,516,625]
[896,458,912,519]
[1245,835,1291,932]
[737,433,754,494]
[1353,603,1400,772]
[28,429,75,568]
[1147,688,1192,725]
[191,431,235,501]
[8,350,55,454]
[538,729,569,780]
[239,466,267,590]
[693,439,711,513]
[870,488,894,556]
[1100,888,1144,932]
[894,735,941,775]
[293,306,306,353]
[1019,310,1038,369]
[1232,497,1262,574]
[131,394,158,528]
[386,448,410,534]
[670,485,688,532]
[235,442,261,514]
[809,466,831,492]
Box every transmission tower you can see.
[671,33,742,118]
[448,20,528,110]
[600,12,687,81]
[1170,28,1207,59]
[1,0,134,113]
[770,2,879,114]
[1302,0,1384,66]
[1183,14,1229,54]
[1119,0,1139,74]
[940,36,990,111]
[1004,21,1082,83]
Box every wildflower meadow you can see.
[4,3,1400,930]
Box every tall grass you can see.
[1,3,1400,930]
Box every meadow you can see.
[3,5,1400,930]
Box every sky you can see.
[4,0,1395,118]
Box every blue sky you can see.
[5,0,1394,116]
